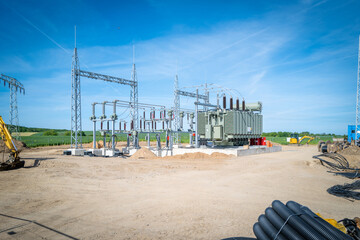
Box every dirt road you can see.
[0,145,357,239]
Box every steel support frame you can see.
[174,86,209,147]
[70,47,138,149]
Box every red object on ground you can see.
[261,137,266,145]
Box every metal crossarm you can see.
[79,70,136,87]
[176,90,208,101]
[0,74,25,94]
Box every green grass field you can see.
[18,130,339,148]
[20,131,192,148]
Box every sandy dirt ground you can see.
[0,145,357,239]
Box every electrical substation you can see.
[63,42,281,158]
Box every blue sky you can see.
[0,0,359,134]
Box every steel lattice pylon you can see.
[174,75,181,144]
[71,47,82,148]
[356,35,360,142]
[0,74,25,140]
[70,46,137,149]
[174,74,180,144]
[130,63,139,131]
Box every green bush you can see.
[43,130,58,136]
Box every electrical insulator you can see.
[223,95,226,109]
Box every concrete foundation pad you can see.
[88,149,103,156]
[237,146,282,156]
[149,145,282,157]
[68,149,85,156]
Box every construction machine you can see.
[0,116,25,171]
[288,133,314,145]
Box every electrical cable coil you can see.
[313,153,360,179]
[327,180,360,201]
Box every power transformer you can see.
[197,102,263,146]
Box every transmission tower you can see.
[71,46,82,149]
[356,35,360,142]
[0,74,25,140]
[130,63,139,131]
[174,74,180,144]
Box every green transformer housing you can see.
[197,109,263,146]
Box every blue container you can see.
[348,125,360,142]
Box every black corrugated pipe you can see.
[242,99,245,111]
[264,207,305,240]
[236,98,240,110]
[292,202,353,240]
[223,95,226,109]
[272,200,327,240]
[253,222,271,240]
[286,201,351,240]
[230,97,233,110]
[258,214,287,240]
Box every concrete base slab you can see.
[237,146,282,156]
[87,149,103,156]
[148,145,282,157]
[68,149,85,156]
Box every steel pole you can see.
[195,89,199,148]
[93,121,96,149]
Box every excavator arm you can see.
[0,116,24,170]
[299,136,314,145]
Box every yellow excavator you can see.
[0,116,24,171]
[289,133,314,145]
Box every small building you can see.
[347,125,360,142]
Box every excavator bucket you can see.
[0,160,25,171]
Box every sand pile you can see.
[165,152,233,160]
[129,148,158,159]
[340,145,360,155]
[0,139,28,153]
[339,146,360,168]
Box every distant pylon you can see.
[0,74,25,140]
